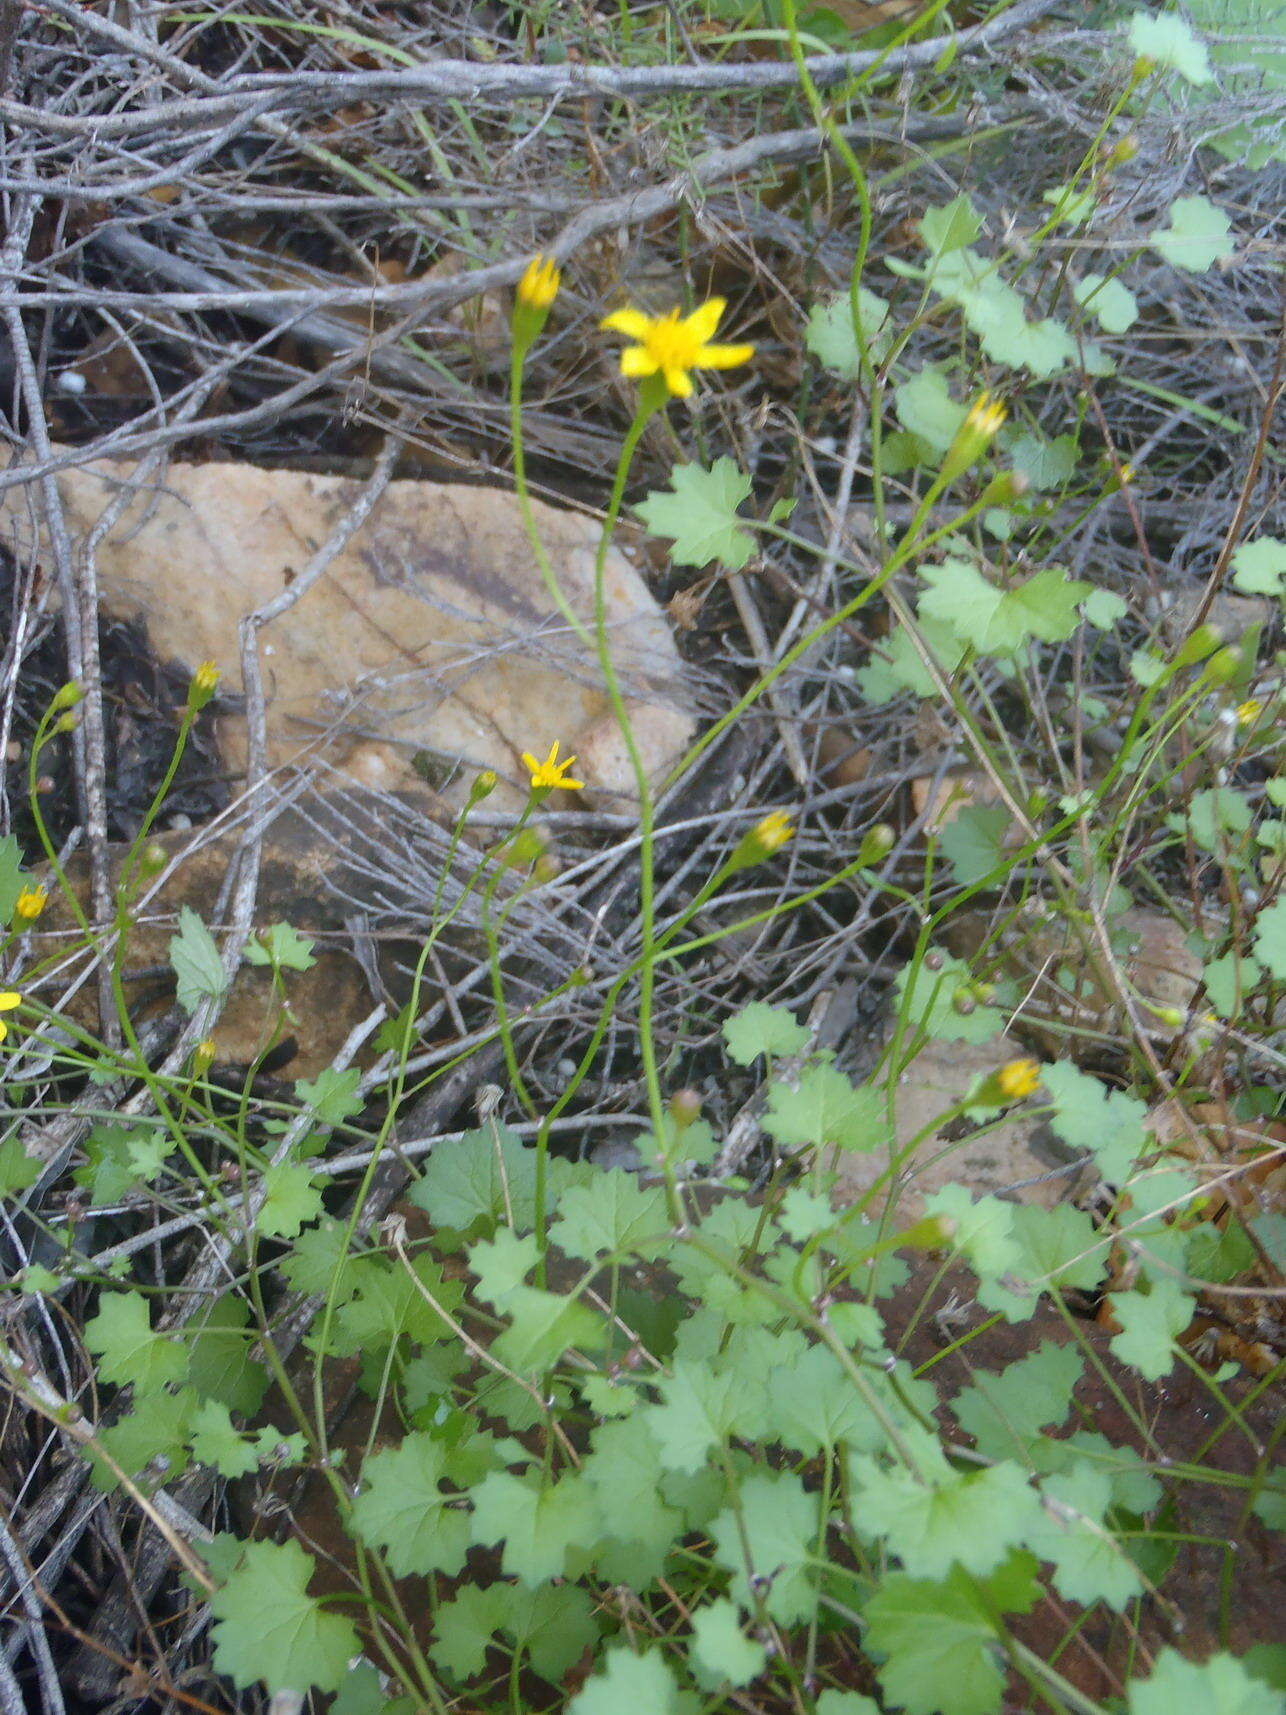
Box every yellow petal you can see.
[620,346,660,378]
[0,992,20,1012]
[0,1022,7,1044]
[684,297,727,344]
[663,365,694,398]
[521,752,541,774]
[601,308,653,339]
[696,341,755,370]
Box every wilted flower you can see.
[600,297,755,399]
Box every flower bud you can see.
[470,769,498,803]
[939,392,1007,487]
[193,1038,216,1073]
[49,681,83,714]
[187,660,220,713]
[668,1088,702,1132]
[730,810,795,871]
[1173,623,1222,668]
[13,885,47,922]
[1202,645,1243,687]
[139,842,168,877]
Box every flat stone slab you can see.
[1,450,695,807]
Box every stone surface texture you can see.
[1,450,694,807]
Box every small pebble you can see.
[55,370,87,395]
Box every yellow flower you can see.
[193,1038,216,1072]
[731,810,795,869]
[13,885,47,921]
[188,660,221,712]
[0,991,21,1045]
[996,1058,1041,1101]
[521,741,584,793]
[940,390,1008,485]
[517,255,561,311]
[1236,698,1264,727]
[600,297,755,399]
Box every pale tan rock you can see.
[0,450,694,809]
[828,1035,1073,1221]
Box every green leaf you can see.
[209,1539,360,1696]
[185,1294,268,1415]
[763,1064,887,1154]
[974,1203,1107,1322]
[0,1135,41,1197]
[84,1291,187,1392]
[188,1400,262,1479]
[1171,786,1252,854]
[690,1600,767,1690]
[409,1124,536,1233]
[635,459,755,571]
[805,288,892,376]
[1253,898,1286,979]
[257,1161,324,1238]
[169,906,227,1014]
[952,1341,1082,1461]
[243,922,316,970]
[919,193,982,258]
[503,1584,600,1683]
[1108,1278,1194,1379]
[1151,194,1235,272]
[429,1585,505,1679]
[1231,536,1286,597]
[469,1471,598,1586]
[1084,588,1129,628]
[331,1663,415,1715]
[722,1001,810,1065]
[582,1415,682,1573]
[1033,1463,1144,1610]
[548,1171,669,1261]
[925,1186,1020,1279]
[349,1433,469,1577]
[1128,1648,1284,1715]
[851,1452,1044,1578]
[293,1066,364,1128]
[492,1285,605,1373]
[816,1697,879,1715]
[1128,11,1214,84]
[469,1228,539,1308]
[92,1388,194,1489]
[920,559,1091,654]
[939,804,1014,886]
[1008,430,1080,490]
[710,1472,819,1623]
[1073,274,1139,334]
[569,1647,680,1715]
[864,1559,1038,1715]
[647,1358,765,1471]
[1042,1061,1150,1184]
[895,366,966,452]
[0,836,35,925]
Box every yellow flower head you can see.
[1236,697,1264,727]
[939,390,1007,486]
[732,810,795,870]
[600,297,755,399]
[522,741,584,793]
[517,255,561,311]
[996,1057,1041,1101]
[13,885,47,922]
[188,660,221,712]
[0,990,21,1046]
[966,392,1008,439]
[193,1038,217,1072]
